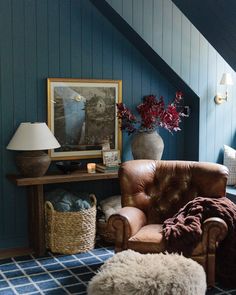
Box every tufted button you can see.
[158,206,167,215]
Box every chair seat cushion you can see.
[127,224,165,253]
[87,250,207,295]
[129,224,163,242]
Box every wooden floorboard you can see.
[0,247,33,259]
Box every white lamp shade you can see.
[6,122,61,151]
[220,73,234,85]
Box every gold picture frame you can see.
[47,78,122,160]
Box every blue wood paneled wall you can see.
[173,0,236,72]
[0,0,185,249]
[106,0,236,163]
[91,0,199,161]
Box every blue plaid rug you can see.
[0,247,113,295]
[0,246,235,294]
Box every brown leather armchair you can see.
[108,160,229,287]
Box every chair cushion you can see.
[223,145,236,185]
[129,224,163,242]
[100,195,121,221]
[128,224,165,253]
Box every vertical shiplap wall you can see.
[107,0,236,163]
[0,0,183,249]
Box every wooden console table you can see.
[8,171,119,256]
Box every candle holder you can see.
[87,163,96,174]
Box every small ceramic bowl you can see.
[56,161,82,174]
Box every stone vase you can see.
[131,130,164,160]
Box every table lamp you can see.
[6,122,61,177]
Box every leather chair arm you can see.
[108,207,147,252]
[202,217,228,253]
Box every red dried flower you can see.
[175,91,183,102]
[116,103,137,135]
[116,91,185,134]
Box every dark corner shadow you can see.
[216,148,223,164]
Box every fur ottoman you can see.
[87,250,206,295]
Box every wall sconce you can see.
[214,73,234,104]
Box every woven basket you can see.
[45,194,96,254]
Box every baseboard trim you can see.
[0,247,33,259]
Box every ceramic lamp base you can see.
[16,151,51,177]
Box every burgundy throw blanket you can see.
[163,196,236,287]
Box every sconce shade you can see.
[6,122,60,177]
[220,73,234,86]
[7,122,60,151]
[215,73,234,105]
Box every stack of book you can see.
[96,163,119,173]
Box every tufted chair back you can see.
[119,160,228,224]
[109,160,229,287]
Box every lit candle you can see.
[87,163,96,173]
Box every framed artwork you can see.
[47,78,122,160]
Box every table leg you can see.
[27,185,45,256]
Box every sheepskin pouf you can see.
[87,250,206,295]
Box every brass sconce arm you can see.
[214,73,234,105]
[214,91,228,105]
